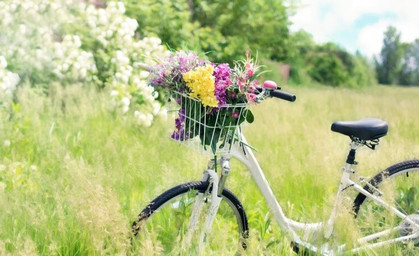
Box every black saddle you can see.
[331,118,388,141]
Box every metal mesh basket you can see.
[169,91,248,155]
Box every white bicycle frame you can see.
[191,131,419,255]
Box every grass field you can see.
[0,84,418,255]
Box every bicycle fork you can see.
[184,157,231,252]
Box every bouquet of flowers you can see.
[148,51,265,154]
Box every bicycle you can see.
[131,82,419,255]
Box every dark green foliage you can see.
[120,0,378,88]
[124,0,193,50]
[283,31,376,87]
[307,43,350,87]
[121,0,289,63]
[375,26,403,85]
[375,26,419,86]
[304,43,376,87]
[399,40,419,86]
[352,52,377,87]
[284,30,316,85]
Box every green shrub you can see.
[306,43,376,87]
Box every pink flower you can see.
[246,92,256,104]
[238,80,245,91]
[247,68,254,77]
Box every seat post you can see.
[343,140,363,173]
[346,148,357,165]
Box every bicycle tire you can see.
[352,159,419,247]
[131,181,249,254]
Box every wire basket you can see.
[169,91,248,155]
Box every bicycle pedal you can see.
[290,241,317,255]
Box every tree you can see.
[399,39,419,85]
[307,43,351,87]
[306,43,376,87]
[375,26,403,85]
[121,0,290,63]
[286,30,316,84]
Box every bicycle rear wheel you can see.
[131,181,248,255]
[353,160,419,249]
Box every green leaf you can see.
[245,109,254,123]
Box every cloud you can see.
[357,20,392,57]
[290,0,419,57]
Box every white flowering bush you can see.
[0,0,168,126]
[84,1,137,48]
[0,0,78,83]
[52,35,97,82]
[0,56,19,108]
[75,2,168,126]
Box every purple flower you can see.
[232,111,239,119]
[213,63,232,106]
[177,51,198,74]
[171,108,189,141]
[171,129,190,141]
[148,51,207,92]
[179,108,186,122]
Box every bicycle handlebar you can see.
[269,90,296,102]
[259,80,297,102]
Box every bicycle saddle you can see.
[331,118,388,141]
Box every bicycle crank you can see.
[399,214,419,244]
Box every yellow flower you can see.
[183,65,218,107]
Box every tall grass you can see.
[0,84,418,255]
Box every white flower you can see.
[144,113,153,127]
[0,56,7,69]
[98,12,108,25]
[117,1,126,13]
[73,35,81,48]
[134,111,153,126]
[110,90,118,97]
[3,140,11,147]
[152,102,160,115]
[19,24,26,34]
[115,50,129,65]
[158,108,168,120]
[0,70,19,98]
[139,71,149,79]
[62,63,69,72]
[106,29,113,38]
[122,105,129,113]
[73,62,81,71]
[126,18,138,33]
[79,69,87,78]
[149,37,162,45]
[121,97,130,106]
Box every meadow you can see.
[0,84,418,255]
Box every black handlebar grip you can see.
[270,90,296,102]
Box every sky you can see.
[290,0,419,58]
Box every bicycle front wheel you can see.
[131,181,248,255]
[353,160,419,249]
